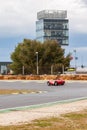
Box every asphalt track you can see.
[0,80,87,111]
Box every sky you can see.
[0,0,87,67]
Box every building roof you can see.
[37,10,67,20]
[0,62,12,66]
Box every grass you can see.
[0,109,87,130]
[0,89,40,95]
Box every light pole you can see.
[74,49,76,69]
[36,52,39,75]
[73,49,78,71]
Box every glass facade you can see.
[36,10,69,45]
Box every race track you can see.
[0,80,87,110]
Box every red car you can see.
[47,79,65,86]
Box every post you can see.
[51,65,53,75]
[0,65,1,74]
[62,64,64,74]
[73,49,78,72]
[36,52,39,75]
[74,49,76,70]
[22,66,24,75]
[6,65,8,75]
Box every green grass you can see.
[0,109,87,130]
[0,89,40,95]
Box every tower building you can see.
[36,10,69,45]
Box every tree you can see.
[10,39,71,74]
[39,40,65,74]
[63,53,72,69]
[10,39,43,74]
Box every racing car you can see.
[47,79,65,86]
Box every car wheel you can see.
[54,81,58,86]
[61,82,65,85]
[47,81,50,86]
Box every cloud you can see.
[64,46,87,55]
[64,45,87,66]
[0,0,37,37]
[44,0,87,34]
[0,0,87,38]
[81,0,87,5]
[76,47,87,52]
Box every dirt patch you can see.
[0,100,87,126]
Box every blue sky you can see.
[0,0,87,67]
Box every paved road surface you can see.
[0,80,87,109]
